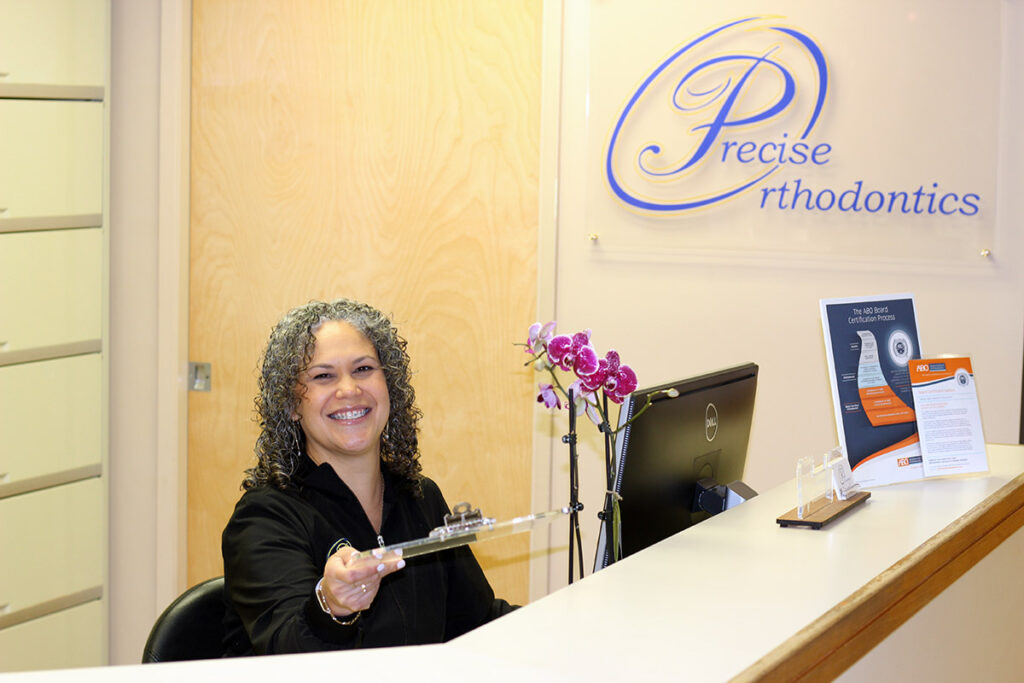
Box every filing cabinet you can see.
[0,0,108,672]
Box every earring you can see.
[291,425,303,458]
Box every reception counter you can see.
[6,444,1024,682]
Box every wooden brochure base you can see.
[776,490,871,529]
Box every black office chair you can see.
[142,576,228,663]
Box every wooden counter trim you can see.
[735,472,1024,682]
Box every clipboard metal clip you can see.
[431,502,495,538]
[352,503,568,561]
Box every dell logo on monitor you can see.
[705,403,719,442]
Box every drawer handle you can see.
[0,72,8,78]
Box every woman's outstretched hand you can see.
[320,546,406,617]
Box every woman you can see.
[222,299,513,654]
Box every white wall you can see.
[108,0,189,665]
[537,0,1024,592]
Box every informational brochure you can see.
[908,357,988,477]
[820,294,923,486]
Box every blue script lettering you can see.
[719,134,832,165]
[605,18,828,212]
[643,48,796,176]
[759,179,983,216]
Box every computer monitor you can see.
[595,363,759,570]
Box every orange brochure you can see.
[909,357,988,477]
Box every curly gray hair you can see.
[242,299,423,492]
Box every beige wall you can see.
[536,0,1024,592]
[108,0,160,665]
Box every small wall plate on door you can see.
[188,361,212,392]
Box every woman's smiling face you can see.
[293,320,391,466]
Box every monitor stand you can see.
[695,478,758,515]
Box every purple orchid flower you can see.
[526,321,556,354]
[548,330,599,376]
[601,350,638,403]
[525,323,639,424]
[546,334,573,368]
[568,380,602,426]
[536,383,562,409]
[578,356,610,393]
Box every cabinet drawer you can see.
[0,478,103,617]
[0,228,102,352]
[0,100,103,219]
[0,0,106,88]
[0,354,101,487]
[0,599,104,672]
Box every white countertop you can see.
[452,443,1024,680]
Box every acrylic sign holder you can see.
[777,447,871,529]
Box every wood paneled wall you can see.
[189,0,542,605]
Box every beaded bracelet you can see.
[315,578,361,626]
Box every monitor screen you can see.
[595,363,758,569]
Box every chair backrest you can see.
[142,576,227,663]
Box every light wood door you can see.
[189,0,542,605]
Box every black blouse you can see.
[221,457,514,654]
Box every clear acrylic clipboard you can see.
[352,502,570,561]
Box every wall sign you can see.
[579,2,999,264]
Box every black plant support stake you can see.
[564,388,584,584]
